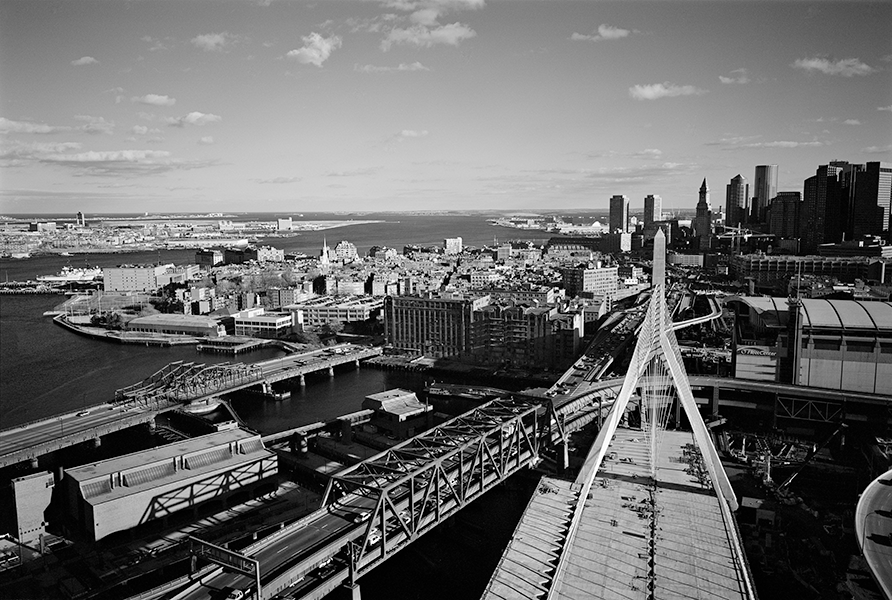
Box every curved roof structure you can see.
[730,296,892,332]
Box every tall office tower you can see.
[752,165,778,223]
[801,162,846,252]
[850,162,892,239]
[725,175,749,227]
[768,191,801,238]
[693,178,712,243]
[75,211,85,226]
[609,195,630,233]
[643,194,662,227]
[652,227,666,287]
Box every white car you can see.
[226,590,245,600]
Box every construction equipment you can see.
[777,423,848,491]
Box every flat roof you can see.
[128,313,221,327]
[66,429,260,484]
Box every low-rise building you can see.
[286,295,383,332]
[362,389,433,440]
[126,314,226,337]
[233,308,293,338]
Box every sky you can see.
[0,0,890,215]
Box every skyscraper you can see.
[693,178,712,244]
[801,162,846,252]
[850,162,892,239]
[725,175,749,227]
[644,194,662,227]
[609,195,629,233]
[752,165,778,223]
[768,191,800,239]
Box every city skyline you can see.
[1,0,890,214]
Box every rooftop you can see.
[127,313,222,327]
[732,296,892,331]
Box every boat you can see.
[36,266,102,283]
[182,398,222,414]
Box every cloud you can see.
[165,112,222,127]
[131,94,176,106]
[719,68,750,84]
[400,129,429,138]
[191,32,233,52]
[862,145,892,154]
[73,115,115,135]
[570,24,631,42]
[742,140,824,148]
[104,87,126,104]
[131,125,149,135]
[629,82,707,100]
[355,61,430,73]
[0,117,68,134]
[253,176,301,184]
[326,166,382,177]
[142,36,170,52]
[37,149,216,176]
[198,136,215,145]
[879,106,892,112]
[0,141,83,161]
[843,119,861,126]
[71,56,98,66]
[792,57,876,77]
[632,148,662,157]
[381,23,475,50]
[286,33,342,67]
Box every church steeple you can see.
[700,178,709,193]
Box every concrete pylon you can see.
[582,282,738,510]
[652,227,666,288]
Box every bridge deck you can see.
[483,428,752,600]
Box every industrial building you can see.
[361,389,433,440]
[64,429,277,541]
[286,295,384,332]
[233,308,294,338]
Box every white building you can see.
[445,237,463,255]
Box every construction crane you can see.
[777,423,848,492]
[715,224,753,256]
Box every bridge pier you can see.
[299,374,306,387]
[29,458,39,469]
[354,359,360,369]
[91,437,101,449]
[712,386,720,415]
[342,582,362,600]
[341,419,353,444]
[557,439,569,472]
[327,366,335,378]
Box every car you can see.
[367,527,382,545]
[226,590,245,600]
[353,511,370,524]
[76,411,90,417]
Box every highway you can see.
[855,470,892,600]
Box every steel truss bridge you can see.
[158,396,545,600]
[115,360,263,407]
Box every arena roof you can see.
[730,296,892,332]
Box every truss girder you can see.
[114,360,263,405]
[776,396,843,423]
[322,398,541,577]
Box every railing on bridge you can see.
[320,397,543,584]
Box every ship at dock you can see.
[36,266,103,283]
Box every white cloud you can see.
[286,33,342,67]
[191,32,232,52]
[792,57,875,77]
[570,24,631,42]
[862,145,892,154]
[629,82,707,100]
[0,117,67,134]
[843,119,861,126]
[166,112,222,127]
[879,106,892,112]
[400,129,429,138]
[355,61,430,73]
[71,56,98,66]
[0,141,83,160]
[381,23,475,50]
[254,176,301,184]
[37,149,216,176]
[198,136,215,145]
[142,36,170,52]
[719,68,750,84]
[73,115,115,135]
[42,149,170,162]
[131,94,176,107]
[742,140,823,148]
[131,125,149,135]
[632,148,662,157]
